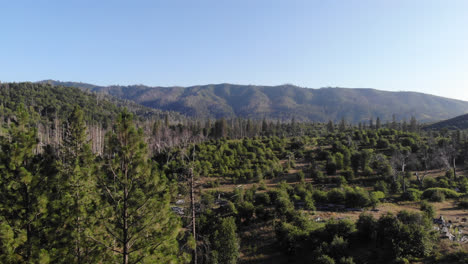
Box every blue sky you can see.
[1,0,468,100]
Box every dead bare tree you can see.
[390,149,411,192]
[437,139,458,180]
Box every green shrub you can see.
[316,255,335,264]
[401,188,422,201]
[363,166,373,176]
[296,171,305,182]
[430,190,445,202]
[420,201,435,219]
[370,191,385,207]
[255,192,271,205]
[328,189,345,204]
[422,188,460,200]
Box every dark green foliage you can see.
[0,83,177,126]
[425,113,468,130]
[186,138,282,183]
[329,235,348,258]
[51,106,101,263]
[94,111,183,263]
[325,219,356,240]
[254,192,271,205]
[237,201,255,224]
[344,187,370,208]
[420,201,436,219]
[422,188,460,200]
[0,104,47,262]
[316,254,336,264]
[376,212,433,260]
[210,217,239,264]
[401,188,422,201]
[356,213,377,240]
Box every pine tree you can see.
[93,111,184,264]
[327,120,334,132]
[51,106,100,263]
[0,104,49,263]
[211,217,239,264]
[339,118,346,132]
[376,117,381,130]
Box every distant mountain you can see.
[424,113,468,130]
[39,80,468,123]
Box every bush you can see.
[363,166,373,176]
[429,190,445,202]
[423,177,437,189]
[356,213,377,240]
[445,170,454,179]
[313,190,328,203]
[345,188,370,208]
[254,192,271,205]
[328,189,345,204]
[296,171,305,182]
[275,197,294,217]
[316,255,336,264]
[325,219,356,239]
[401,188,422,201]
[329,235,348,258]
[420,201,435,219]
[374,180,389,194]
[370,191,385,207]
[237,201,255,223]
[334,176,347,187]
[422,188,460,200]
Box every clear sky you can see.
[1,0,468,100]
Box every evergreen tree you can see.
[339,118,346,132]
[211,217,239,264]
[94,111,184,264]
[0,104,49,263]
[376,117,381,130]
[327,120,334,132]
[51,106,100,263]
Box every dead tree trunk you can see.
[190,168,197,264]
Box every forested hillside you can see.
[425,113,468,130]
[0,82,184,125]
[1,96,468,263]
[41,80,468,123]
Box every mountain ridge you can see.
[37,80,468,123]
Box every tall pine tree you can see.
[0,104,49,263]
[93,111,185,264]
[50,106,101,263]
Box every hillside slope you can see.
[424,113,468,130]
[40,81,468,123]
[1,82,184,125]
